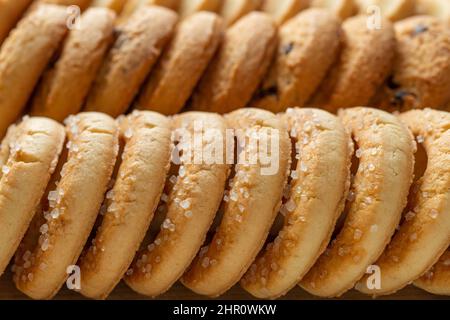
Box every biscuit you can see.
[13,113,119,300]
[182,108,291,297]
[117,0,180,23]
[0,4,68,138]
[79,111,172,299]
[309,15,395,113]
[300,107,415,297]
[415,0,450,26]
[371,16,450,112]
[85,6,178,117]
[241,108,352,299]
[262,0,309,25]
[250,9,341,113]
[30,8,116,122]
[415,250,450,296]
[191,12,277,114]
[35,0,91,10]
[0,0,33,45]
[178,0,221,18]
[355,0,415,21]
[220,0,263,26]
[310,0,357,20]
[357,109,450,296]
[136,12,223,115]
[0,117,65,278]
[125,112,230,297]
[90,0,128,14]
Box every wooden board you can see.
[0,271,447,300]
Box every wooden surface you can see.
[0,271,447,300]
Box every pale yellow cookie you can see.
[178,0,221,18]
[90,0,128,14]
[311,0,357,20]
[220,0,263,26]
[262,0,309,25]
[415,0,450,26]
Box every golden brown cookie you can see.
[220,0,263,26]
[250,9,341,113]
[90,0,128,14]
[300,107,415,297]
[415,250,450,296]
[125,112,230,297]
[36,0,91,10]
[309,15,395,113]
[117,0,180,24]
[182,108,291,297]
[0,117,65,278]
[136,12,223,115]
[178,0,221,18]
[0,0,33,45]
[30,8,116,122]
[84,6,178,117]
[311,0,357,20]
[0,4,68,138]
[191,12,277,114]
[415,0,450,26]
[241,108,352,299]
[371,16,450,112]
[79,111,172,299]
[355,0,415,21]
[262,0,309,25]
[357,109,450,296]
[13,113,119,300]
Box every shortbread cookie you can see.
[191,12,277,114]
[262,0,309,25]
[311,0,357,20]
[79,111,172,300]
[301,107,415,297]
[178,0,221,18]
[0,0,33,45]
[220,0,263,26]
[30,8,116,122]
[182,108,291,297]
[355,0,415,21]
[0,4,68,138]
[117,0,180,23]
[0,117,65,278]
[357,109,450,296]
[415,250,450,296]
[137,12,223,115]
[38,0,91,10]
[415,0,450,26]
[309,15,395,113]
[371,16,450,111]
[126,112,230,297]
[90,0,128,14]
[250,9,341,113]
[242,108,352,299]
[13,113,119,300]
[85,6,178,117]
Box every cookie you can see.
[415,250,450,296]
[415,0,450,26]
[117,0,180,23]
[355,0,415,21]
[220,0,263,26]
[13,112,119,300]
[30,7,116,122]
[182,108,291,297]
[178,0,221,18]
[0,4,68,138]
[79,111,172,299]
[0,0,33,45]
[309,15,395,113]
[250,9,341,113]
[191,12,277,114]
[241,108,352,299]
[84,6,178,117]
[371,16,450,112]
[0,117,65,278]
[262,0,309,25]
[90,0,128,14]
[357,109,450,296]
[136,12,223,115]
[301,107,415,297]
[311,0,357,20]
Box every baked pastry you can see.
[12,112,119,300]
[0,4,68,139]
[241,108,352,299]
[178,0,221,18]
[136,12,223,115]
[191,12,277,114]
[415,0,450,26]
[182,108,291,297]
[79,111,172,299]
[30,7,116,122]
[0,117,65,278]
[308,15,395,113]
[261,0,309,25]
[355,0,415,21]
[90,0,128,14]
[220,0,263,26]
[117,0,180,23]
[125,112,230,297]
[371,16,450,112]
[357,109,450,296]
[300,107,415,297]
[250,9,341,113]
[310,0,357,20]
[415,250,450,296]
[36,0,91,10]
[0,0,33,45]
[84,6,178,117]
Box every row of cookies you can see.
[0,106,449,299]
